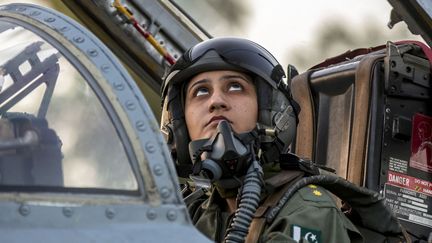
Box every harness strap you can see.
[245,170,304,243]
[245,216,266,243]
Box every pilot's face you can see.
[184,70,258,140]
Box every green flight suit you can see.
[188,181,363,243]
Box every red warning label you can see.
[387,171,432,196]
[410,113,432,173]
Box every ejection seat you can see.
[291,41,432,240]
[291,47,386,187]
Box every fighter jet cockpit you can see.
[0,4,209,242]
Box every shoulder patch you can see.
[291,224,321,243]
[298,185,332,202]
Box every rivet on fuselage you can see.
[105,208,115,219]
[18,204,30,216]
[153,165,163,176]
[147,209,157,220]
[136,120,147,132]
[167,210,177,221]
[62,207,73,218]
[73,36,85,43]
[160,187,171,198]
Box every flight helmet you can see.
[160,37,299,177]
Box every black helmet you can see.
[161,37,299,177]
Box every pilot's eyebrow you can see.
[220,74,253,83]
[187,78,209,93]
[186,73,252,94]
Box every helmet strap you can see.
[165,85,193,176]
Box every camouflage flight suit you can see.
[187,171,363,243]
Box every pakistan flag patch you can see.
[291,224,321,243]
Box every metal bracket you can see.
[384,41,430,99]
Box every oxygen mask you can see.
[188,120,257,189]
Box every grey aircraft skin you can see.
[0,1,431,243]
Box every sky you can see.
[244,0,396,63]
[171,0,419,72]
[234,0,416,71]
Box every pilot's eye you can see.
[228,83,243,92]
[195,87,209,97]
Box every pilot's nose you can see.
[208,91,229,112]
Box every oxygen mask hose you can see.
[224,159,264,243]
[188,120,264,242]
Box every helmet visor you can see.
[161,37,285,100]
[186,37,285,86]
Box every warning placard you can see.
[410,113,432,173]
[385,184,432,228]
[387,171,432,196]
[389,157,408,174]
